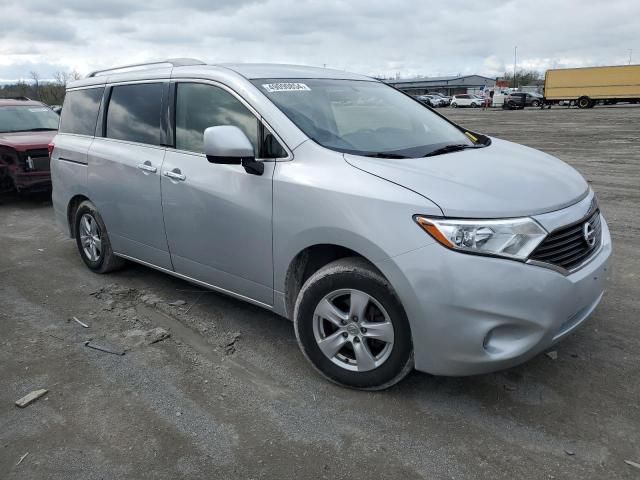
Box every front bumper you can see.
[375,215,612,376]
[13,170,52,192]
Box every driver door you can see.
[161,81,282,306]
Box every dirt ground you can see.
[1,105,639,480]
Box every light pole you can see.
[629,49,633,65]
[513,46,517,89]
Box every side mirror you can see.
[203,125,264,175]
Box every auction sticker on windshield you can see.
[262,83,311,93]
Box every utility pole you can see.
[629,49,633,65]
[513,46,517,89]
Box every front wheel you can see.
[451,102,457,108]
[531,100,540,107]
[294,258,413,390]
[470,102,478,108]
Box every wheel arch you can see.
[67,194,91,238]
[283,243,387,320]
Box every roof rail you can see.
[87,58,206,78]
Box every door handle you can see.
[163,170,186,181]
[137,162,157,173]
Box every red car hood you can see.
[0,131,57,152]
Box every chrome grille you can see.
[529,208,602,271]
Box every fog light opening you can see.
[482,324,541,357]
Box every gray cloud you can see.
[0,0,638,82]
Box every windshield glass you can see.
[253,79,474,158]
[0,105,60,133]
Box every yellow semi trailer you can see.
[543,65,640,108]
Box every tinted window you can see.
[262,129,287,158]
[106,83,162,145]
[175,83,259,154]
[59,88,104,135]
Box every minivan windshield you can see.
[253,79,476,158]
[0,105,60,133]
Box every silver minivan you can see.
[51,59,611,389]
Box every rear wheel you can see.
[577,96,591,109]
[294,258,413,390]
[451,102,457,108]
[74,200,125,273]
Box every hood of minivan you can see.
[344,137,588,218]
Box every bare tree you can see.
[501,69,543,87]
[53,71,70,87]
[1,70,81,105]
[16,80,29,98]
[29,71,41,100]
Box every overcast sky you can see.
[0,0,638,82]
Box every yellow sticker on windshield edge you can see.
[464,131,478,142]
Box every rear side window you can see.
[59,87,104,136]
[106,83,162,145]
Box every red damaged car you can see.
[0,97,59,193]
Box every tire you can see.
[293,257,413,390]
[470,102,478,108]
[451,102,457,108]
[531,100,540,107]
[74,200,125,273]
[577,96,591,109]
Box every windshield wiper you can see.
[423,144,483,157]
[364,152,409,159]
[25,128,57,131]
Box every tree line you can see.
[0,71,82,106]
[500,69,544,87]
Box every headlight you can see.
[414,216,547,260]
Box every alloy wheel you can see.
[312,289,394,372]
[79,213,102,262]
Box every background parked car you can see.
[0,97,59,193]
[503,92,543,109]
[416,94,445,107]
[415,95,431,106]
[450,94,483,108]
[427,92,451,106]
[425,95,447,107]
